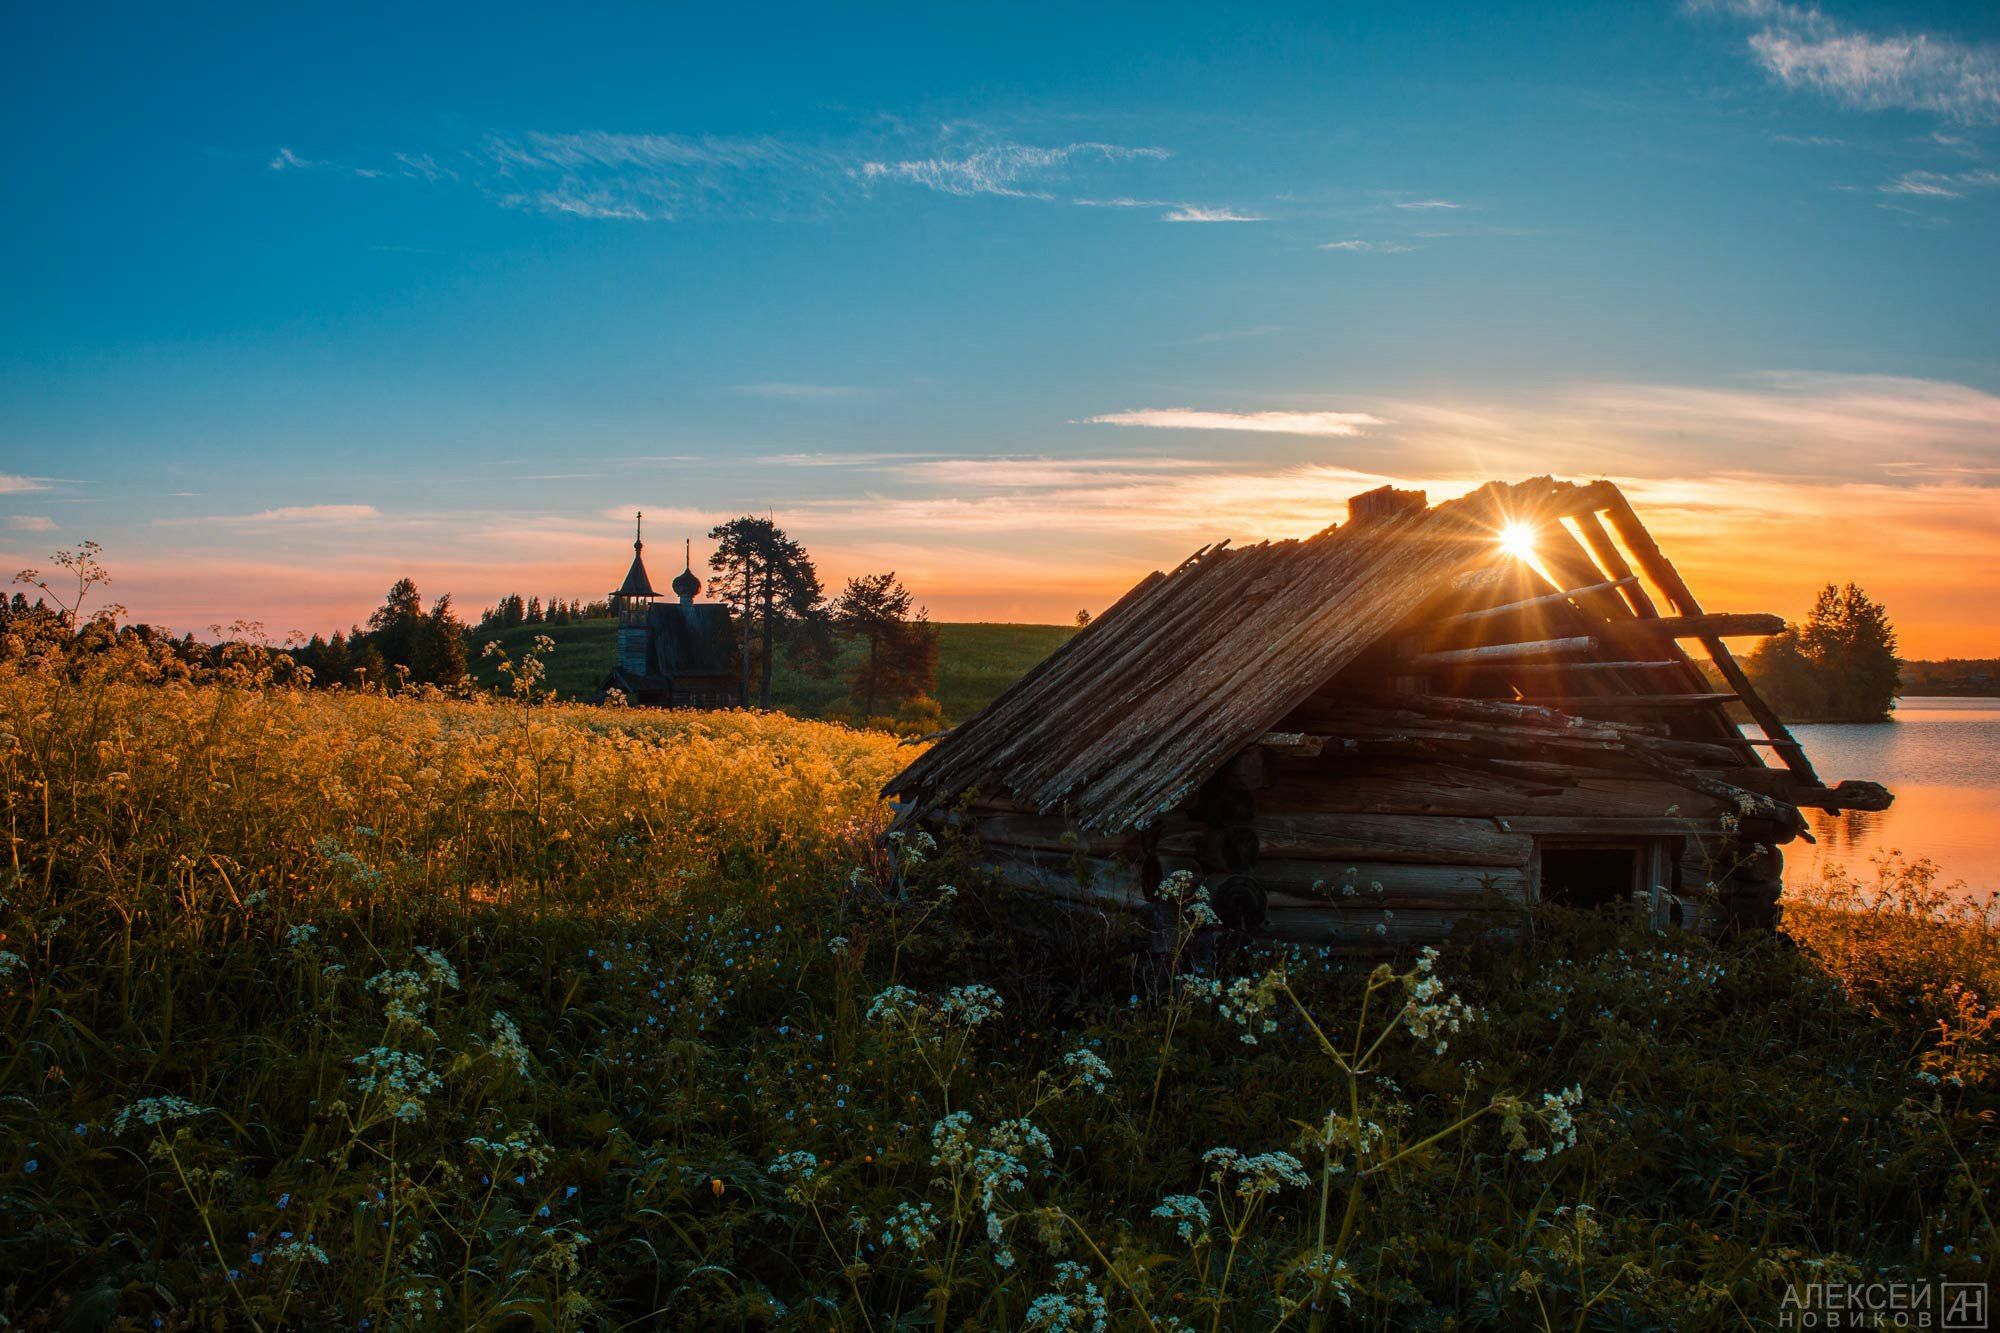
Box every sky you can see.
[3,1,1998,657]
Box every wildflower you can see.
[936,983,1003,1027]
[110,1096,215,1135]
[1505,1085,1585,1163]
[1202,1146,1310,1198]
[1403,950,1481,1055]
[827,935,850,957]
[0,951,23,979]
[881,1200,940,1252]
[271,1239,330,1266]
[465,1125,551,1174]
[349,1048,442,1121]
[770,1149,818,1181]
[365,969,435,1034]
[1152,1193,1211,1244]
[488,1011,532,1078]
[1060,1047,1114,1095]
[1187,970,1282,1045]
[413,946,459,990]
[22,1159,37,1174]
[865,984,919,1024]
[1024,1261,1109,1333]
[283,923,319,949]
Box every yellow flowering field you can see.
[0,632,1993,1330]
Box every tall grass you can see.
[1,632,1993,1329]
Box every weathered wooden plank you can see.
[967,811,1127,856]
[1598,490,1819,784]
[978,846,1148,909]
[1428,579,1638,632]
[1787,780,1894,812]
[1458,659,1685,676]
[1570,509,1662,618]
[1254,859,1530,905]
[1399,636,1597,669]
[1622,613,1785,640]
[1157,811,1532,865]
[1520,692,1739,710]
[1254,732,1349,758]
[1493,814,1716,835]
[1260,761,1722,819]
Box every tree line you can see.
[476,594,612,629]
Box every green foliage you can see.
[467,619,1077,723]
[1,642,1994,1329]
[1746,582,1901,722]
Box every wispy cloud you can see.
[269,146,400,180]
[732,382,868,400]
[1320,239,1417,253]
[859,141,1170,199]
[1393,198,1465,211]
[1695,0,2000,123]
[1076,196,1265,222]
[481,129,807,221]
[7,515,55,532]
[1080,408,1388,437]
[276,127,1186,223]
[1161,205,1265,222]
[0,475,51,494]
[1880,167,2000,199]
[758,450,949,467]
[160,504,383,527]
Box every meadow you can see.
[1,631,1995,1330]
[467,619,1077,723]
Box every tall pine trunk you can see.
[738,573,752,708]
[758,567,776,709]
[864,632,878,717]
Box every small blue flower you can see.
[22,1159,37,1174]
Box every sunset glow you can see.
[0,5,1993,658]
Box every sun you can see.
[1498,521,1538,561]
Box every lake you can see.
[1777,697,2000,897]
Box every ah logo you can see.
[1944,1283,1989,1331]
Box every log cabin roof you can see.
[886,476,1880,836]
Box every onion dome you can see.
[672,539,701,602]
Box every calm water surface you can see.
[1777,697,2000,896]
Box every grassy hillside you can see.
[3,637,1995,1328]
[469,617,1076,723]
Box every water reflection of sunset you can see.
[1783,699,2000,900]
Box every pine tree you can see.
[831,572,938,719]
[708,517,824,709]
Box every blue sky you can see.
[3,1,1998,653]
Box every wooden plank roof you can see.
[888,475,1653,835]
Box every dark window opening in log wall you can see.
[1538,845,1640,912]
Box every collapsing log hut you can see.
[883,477,1891,946]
